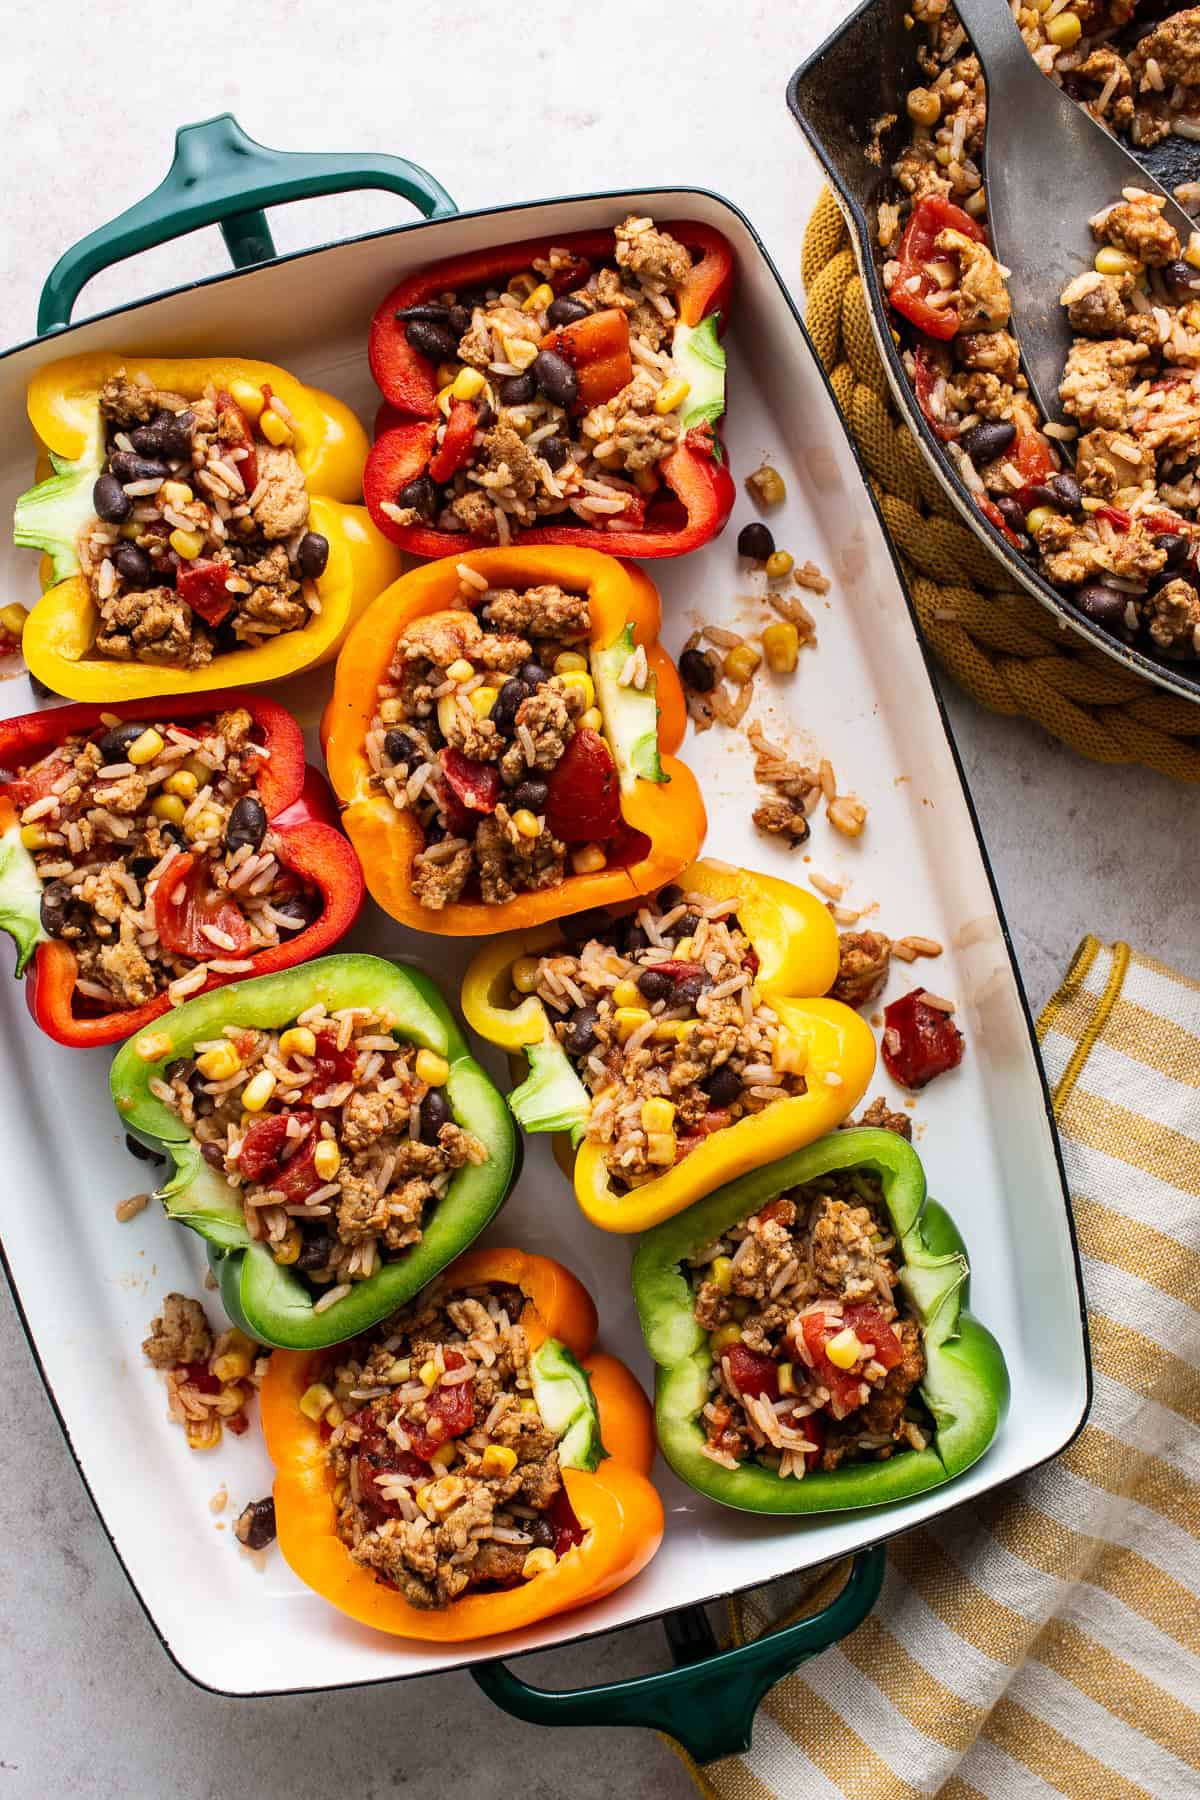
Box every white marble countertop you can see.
[2,2,1196,1793]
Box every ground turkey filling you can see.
[79,369,329,669]
[882,3,1200,657]
[691,1174,929,1479]
[158,1002,487,1290]
[513,884,807,1190]
[5,707,317,1010]
[380,215,699,541]
[322,1280,582,1608]
[367,575,641,911]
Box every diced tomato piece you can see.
[545,1484,585,1556]
[226,1410,250,1436]
[725,1343,779,1400]
[888,195,984,340]
[236,1108,320,1203]
[406,1353,476,1457]
[1142,510,1189,537]
[1096,505,1132,533]
[153,852,252,960]
[177,558,235,626]
[758,1197,794,1227]
[273,1133,322,1203]
[440,746,500,816]
[542,308,632,408]
[549,255,590,295]
[1014,431,1055,509]
[979,496,1021,548]
[842,1302,904,1371]
[303,1029,357,1097]
[801,1409,825,1472]
[356,1411,433,1517]
[605,819,651,867]
[236,1112,295,1182]
[182,1360,221,1394]
[676,1108,733,1158]
[215,390,258,494]
[882,988,965,1090]
[800,1313,870,1416]
[545,728,622,843]
[428,400,478,483]
[5,749,71,811]
[912,346,959,441]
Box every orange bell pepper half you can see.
[323,545,705,935]
[260,1247,664,1641]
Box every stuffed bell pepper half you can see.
[462,859,876,1232]
[111,954,520,1348]
[13,353,402,698]
[261,1247,662,1638]
[0,690,362,1046]
[632,1127,1009,1511]
[323,546,705,931]
[365,214,734,557]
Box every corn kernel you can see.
[169,528,204,560]
[185,1416,222,1451]
[1186,237,1200,271]
[279,1025,317,1059]
[646,1131,677,1166]
[511,808,541,839]
[0,602,29,639]
[314,1139,341,1181]
[134,1031,172,1062]
[723,644,761,686]
[906,86,941,126]
[211,1349,252,1384]
[652,1019,692,1043]
[163,769,199,800]
[300,1382,336,1421]
[386,1357,412,1382]
[523,1546,558,1578]
[828,795,868,838]
[580,706,604,732]
[747,463,787,507]
[228,378,265,421]
[260,406,293,447]
[731,1297,753,1321]
[519,1397,540,1416]
[558,668,596,708]
[127,727,165,765]
[19,824,48,850]
[509,271,539,300]
[825,1327,867,1370]
[710,1255,734,1294]
[430,1440,457,1469]
[118,521,141,540]
[1094,245,1140,278]
[151,792,186,825]
[765,550,794,580]
[436,385,455,417]
[446,657,475,682]
[654,375,691,415]
[572,843,607,875]
[190,806,224,839]
[332,1477,349,1507]
[215,1385,247,1419]
[419,1360,439,1388]
[641,1097,676,1132]
[762,621,800,674]
[416,1048,449,1087]
[196,1043,242,1081]
[710,1322,743,1355]
[422,1475,466,1519]
[503,334,540,371]
[512,956,541,994]
[613,979,641,1008]
[778,1362,797,1395]
[614,1005,651,1043]
[481,1443,519,1477]
[273,1224,302,1266]
[468,685,499,719]
[241,1069,277,1113]
[523,282,555,313]
[553,650,589,673]
[1046,8,1081,46]
[160,480,194,507]
[673,937,694,959]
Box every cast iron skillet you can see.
[787,0,1200,705]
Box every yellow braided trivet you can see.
[803,186,1200,781]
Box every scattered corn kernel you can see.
[519,1397,540,1416]
[468,685,499,718]
[765,550,794,580]
[228,378,265,420]
[196,1043,242,1081]
[314,1139,342,1181]
[446,657,475,682]
[168,528,205,560]
[906,86,941,126]
[512,956,541,994]
[128,727,165,765]
[1094,245,1140,278]
[1186,237,1200,271]
[211,1350,252,1384]
[481,1443,519,1477]
[186,1416,222,1451]
[641,1097,676,1132]
[151,792,186,825]
[509,271,539,300]
[422,1475,467,1520]
[612,979,641,1008]
[273,1225,302,1266]
[386,1357,412,1383]
[332,1478,349,1507]
[504,335,540,371]
[260,407,293,447]
[559,668,595,707]
[614,1005,651,1043]
[762,621,800,674]
[437,385,456,417]
[580,706,604,731]
[747,463,787,507]
[646,1131,677,1166]
[416,1048,449,1087]
[191,805,224,838]
[451,365,486,400]
[652,1019,692,1043]
[710,1322,743,1355]
[215,1386,245,1419]
[778,1362,797,1395]
[1024,505,1058,538]
[828,795,868,838]
[825,1327,867,1370]
[161,479,194,507]
[511,808,541,839]
[134,1031,172,1062]
[723,644,761,686]
[710,1255,734,1294]
[572,843,607,875]
[430,1440,457,1469]
[554,650,589,673]
[19,824,48,850]
[654,375,691,415]
[523,282,555,313]
[279,1025,317,1059]
[436,694,461,741]
[324,1401,344,1428]
[1046,8,1081,46]
[163,769,199,800]
[0,602,29,639]
[523,1547,558,1578]
[299,1382,335,1421]
[241,1069,277,1113]
[418,1359,439,1388]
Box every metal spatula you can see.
[953,0,1194,423]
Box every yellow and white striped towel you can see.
[679,937,1200,1800]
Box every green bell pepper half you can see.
[631,1126,1009,1513]
[110,953,521,1350]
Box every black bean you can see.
[656,885,683,911]
[539,435,572,472]
[1074,582,1130,630]
[97,721,145,762]
[384,729,418,767]
[107,451,168,484]
[476,403,497,432]
[128,856,156,880]
[1049,473,1084,516]
[511,778,549,812]
[529,1516,556,1548]
[92,473,131,523]
[547,294,590,327]
[623,920,649,954]
[519,660,548,688]
[447,305,471,339]
[297,1230,335,1272]
[1022,484,1059,512]
[636,967,674,1003]
[125,1132,165,1165]
[28,672,56,700]
[679,647,716,693]
[419,1087,452,1143]
[1163,259,1200,303]
[235,1498,277,1551]
[225,795,267,854]
[994,496,1027,536]
[561,907,611,948]
[959,419,1016,465]
[1154,532,1191,572]
[676,912,701,936]
[201,1140,227,1169]
[736,521,775,561]
[532,350,578,409]
[499,373,537,406]
[131,409,194,461]
[673,969,711,1007]
[397,475,439,520]
[704,1064,743,1108]
[403,318,459,364]
[39,880,78,937]
[491,677,528,736]
[274,892,320,930]
[394,302,451,324]
[564,1006,600,1056]
[297,532,329,580]
[112,543,154,588]
[491,1283,526,1320]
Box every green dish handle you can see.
[471,1543,885,1765]
[37,112,457,336]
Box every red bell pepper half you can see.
[0,690,364,1048]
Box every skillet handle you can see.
[470,1543,885,1766]
[37,112,457,335]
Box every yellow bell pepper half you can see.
[461,858,877,1234]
